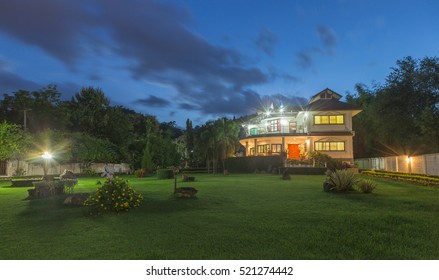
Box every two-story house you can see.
[239,88,362,164]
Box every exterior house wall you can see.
[309,135,354,162]
[307,111,353,133]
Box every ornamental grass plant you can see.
[325,169,358,192]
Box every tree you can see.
[0,85,68,131]
[0,122,31,160]
[348,56,439,157]
[69,87,110,137]
[214,118,239,172]
[185,118,194,166]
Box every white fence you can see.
[355,153,439,176]
[3,160,131,177]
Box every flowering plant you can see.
[84,177,143,215]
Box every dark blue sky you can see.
[1,0,438,126]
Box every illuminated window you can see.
[271,144,282,153]
[257,144,270,153]
[249,128,258,135]
[314,141,345,151]
[314,115,344,125]
[268,119,280,132]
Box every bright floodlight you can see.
[42,151,52,160]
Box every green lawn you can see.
[1,173,439,260]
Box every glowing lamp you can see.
[42,151,52,159]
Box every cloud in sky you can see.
[136,95,171,107]
[295,25,337,69]
[0,59,40,93]
[254,28,278,56]
[316,25,337,54]
[0,0,274,117]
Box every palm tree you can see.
[214,118,239,173]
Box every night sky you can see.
[1,0,438,126]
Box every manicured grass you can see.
[1,173,439,259]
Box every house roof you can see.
[305,98,362,116]
[309,88,342,104]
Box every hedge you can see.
[11,179,43,187]
[279,167,327,175]
[361,170,439,186]
[157,169,174,179]
[225,156,284,173]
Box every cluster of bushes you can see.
[361,170,439,186]
[310,151,351,171]
[83,177,143,215]
[324,169,377,193]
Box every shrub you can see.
[356,179,377,193]
[157,169,174,179]
[281,169,291,180]
[84,177,143,215]
[134,169,146,178]
[325,169,358,192]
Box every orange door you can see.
[288,144,300,159]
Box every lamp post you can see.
[41,151,52,177]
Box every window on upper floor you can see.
[249,128,258,135]
[267,119,280,132]
[314,141,345,151]
[314,115,344,125]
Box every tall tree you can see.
[69,87,110,137]
[185,118,194,166]
[348,56,439,157]
[214,118,239,172]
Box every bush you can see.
[84,177,143,215]
[157,169,174,179]
[281,169,291,180]
[356,179,377,193]
[325,169,358,192]
[12,179,40,187]
[134,169,146,178]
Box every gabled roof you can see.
[305,97,362,116]
[309,88,342,104]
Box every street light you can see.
[41,151,52,177]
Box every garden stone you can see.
[63,193,89,205]
[175,187,198,198]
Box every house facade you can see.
[239,88,362,164]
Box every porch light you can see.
[265,110,271,117]
[406,156,412,163]
[279,107,284,113]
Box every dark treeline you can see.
[347,56,439,158]
[0,86,240,173]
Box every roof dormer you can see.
[309,88,342,104]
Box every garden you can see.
[1,173,439,260]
